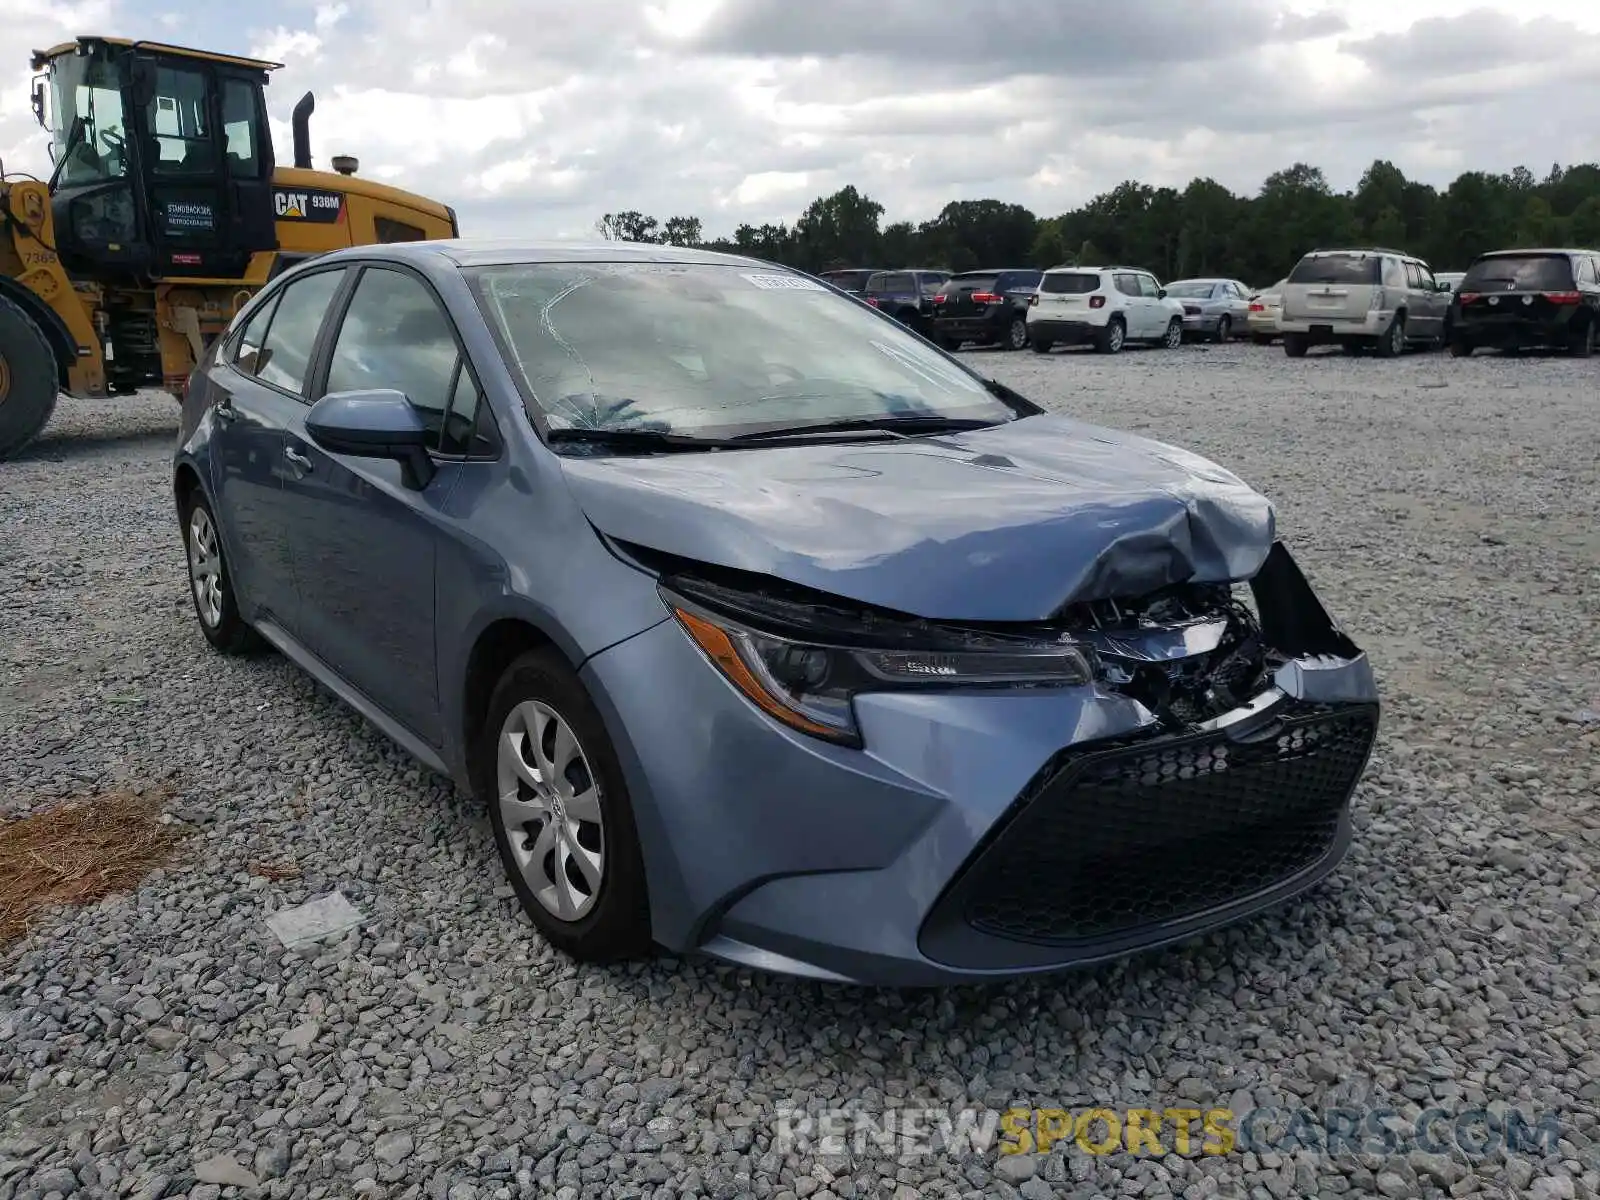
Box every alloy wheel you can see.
[1008,318,1028,350]
[496,700,606,922]
[186,505,225,629]
[1164,319,1182,349]
[1108,321,1124,352]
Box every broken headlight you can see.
[660,580,1093,747]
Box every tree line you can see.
[597,160,1600,285]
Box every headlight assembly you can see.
[661,582,1093,747]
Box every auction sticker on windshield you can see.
[743,273,827,291]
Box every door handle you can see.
[283,446,312,472]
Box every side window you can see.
[1403,262,1422,289]
[1576,258,1596,286]
[324,267,462,452]
[231,292,281,376]
[148,66,212,174]
[1137,275,1162,298]
[883,273,914,292]
[1114,273,1141,297]
[253,269,346,395]
[220,80,261,178]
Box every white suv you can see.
[1026,266,1186,354]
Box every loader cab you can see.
[33,38,280,281]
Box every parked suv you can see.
[1278,248,1451,357]
[1449,248,1600,357]
[818,269,882,296]
[930,269,1043,350]
[861,269,952,334]
[1025,266,1186,354]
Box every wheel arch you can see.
[0,278,76,388]
[458,614,570,789]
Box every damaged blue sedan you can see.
[173,241,1379,986]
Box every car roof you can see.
[1472,247,1595,258]
[308,238,778,271]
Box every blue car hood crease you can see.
[558,413,1276,622]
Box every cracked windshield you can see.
[468,262,1013,437]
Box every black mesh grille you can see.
[956,705,1377,946]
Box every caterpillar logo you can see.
[273,188,344,223]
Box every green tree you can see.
[793,186,885,272]
[595,211,660,242]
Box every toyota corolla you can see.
[173,241,1379,986]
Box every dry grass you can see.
[0,786,186,945]
[248,860,300,882]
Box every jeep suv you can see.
[929,269,1043,351]
[1278,248,1452,358]
[1025,266,1186,354]
[1449,248,1600,357]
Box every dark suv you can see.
[817,269,883,296]
[930,269,1044,351]
[1450,248,1600,357]
[861,269,951,333]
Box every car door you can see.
[1406,261,1445,339]
[207,266,348,632]
[278,262,482,748]
[1137,273,1167,337]
[1112,272,1146,335]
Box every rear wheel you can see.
[1214,315,1232,344]
[1005,315,1029,351]
[1375,313,1406,358]
[1095,317,1126,354]
[0,297,60,462]
[1283,334,1308,358]
[1570,318,1595,358]
[480,649,652,963]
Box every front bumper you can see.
[581,544,1379,986]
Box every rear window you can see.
[866,273,914,292]
[1289,254,1382,285]
[1461,254,1574,292]
[1165,282,1217,299]
[943,274,997,293]
[997,271,1042,290]
[1040,272,1100,294]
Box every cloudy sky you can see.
[4,0,1598,239]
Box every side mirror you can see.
[305,388,435,489]
[1157,288,1168,299]
[31,79,47,129]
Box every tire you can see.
[1004,315,1029,351]
[1449,337,1474,358]
[1570,319,1594,359]
[1283,334,1308,358]
[180,488,262,655]
[1214,316,1232,344]
[0,296,61,462]
[1251,334,1272,346]
[940,334,963,352]
[1094,317,1126,355]
[480,648,652,963]
[1375,313,1406,358]
[1161,318,1183,349]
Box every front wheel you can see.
[0,296,60,462]
[181,490,262,655]
[1005,316,1029,351]
[481,649,652,963]
[1161,318,1183,349]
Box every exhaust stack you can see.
[291,91,315,169]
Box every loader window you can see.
[49,56,129,186]
[148,66,214,175]
[221,80,262,177]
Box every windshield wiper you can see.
[545,427,739,453]
[730,415,1007,443]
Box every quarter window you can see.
[324,267,476,453]
[231,293,281,376]
[252,269,346,395]
[1383,258,1407,288]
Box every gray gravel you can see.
[2,342,1598,1199]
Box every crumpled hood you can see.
[559,413,1275,621]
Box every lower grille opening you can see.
[933,703,1378,953]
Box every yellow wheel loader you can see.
[0,36,460,459]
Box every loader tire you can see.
[0,296,60,461]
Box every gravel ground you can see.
[2,342,1598,1200]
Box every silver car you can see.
[1248,279,1288,344]
[1165,278,1253,342]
